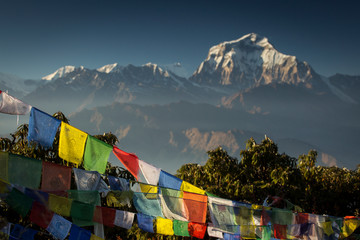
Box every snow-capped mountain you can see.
[190,33,322,90]
[42,66,84,81]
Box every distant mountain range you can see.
[1,33,359,172]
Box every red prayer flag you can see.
[30,201,54,229]
[296,213,309,224]
[188,222,207,239]
[113,146,139,180]
[41,161,72,192]
[93,206,116,227]
[273,224,287,239]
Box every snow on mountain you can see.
[160,62,191,78]
[97,63,124,73]
[190,33,320,89]
[42,66,84,81]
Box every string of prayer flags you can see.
[73,168,101,191]
[112,146,139,180]
[180,181,206,195]
[49,194,73,217]
[137,213,154,233]
[41,161,72,192]
[0,91,32,115]
[156,217,174,236]
[139,159,161,185]
[83,135,112,174]
[5,188,33,217]
[46,214,72,240]
[173,220,190,237]
[58,122,88,166]
[183,191,207,224]
[28,108,61,148]
[10,224,38,240]
[114,210,135,229]
[159,170,182,190]
[93,206,116,227]
[188,222,207,239]
[69,224,92,240]
[29,201,54,229]
[8,153,42,189]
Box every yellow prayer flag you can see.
[342,219,360,238]
[49,194,73,217]
[90,234,104,240]
[140,183,158,199]
[58,122,88,165]
[156,217,174,236]
[321,221,334,236]
[180,181,205,195]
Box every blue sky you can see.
[0,0,359,79]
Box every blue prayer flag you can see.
[159,170,182,190]
[69,224,91,240]
[28,108,61,148]
[137,213,154,233]
[9,224,38,240]
[133,192,164,217]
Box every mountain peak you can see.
[42,65,83,81]
[97,63,121,73]
[226,33,272,48]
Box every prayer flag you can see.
[208,196,237,231]
[0,91,32,115]
[9,224,38,240]
[93,206,116,227]
[114,210,135,229]
[223,233,241,240]
[159,188,188,221]
[159,170,182,190]
[106,191,133,208]
[107,176,129,191]
[90,234,104,240]
[207,223,223,239]
[322,221,335,236]
[49,194,73,217]
[46,214,72,240]
[156,217,174,236]
[41,161,72,192]
[296,212,309,224]
[180,181,205,195]
[69,224,91,240]
[137,213,154,233]
[28,108,60,148]
[58,122,88,165]
[183,191,207,224]
[273,224,287,239]
[271,208,294,225]
[8,153,42,189]
[139,160,161,185]
[173,220,190,237]
[188,222,207,239]
[73,168,101,191]
[133,192,164,217]
[29,201,54,229]
[341,219,360,238]
[6,188,33,217]
[70,201,95,226]
[113,146,139,180]
[83,135,112,174]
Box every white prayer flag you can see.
[0,91,32,115]
[139,160,161,185]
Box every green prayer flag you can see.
[271,208,294,225]
[0,151,8,181]
[67,190,101,205]
[261,226,271,240]
[70,200,95,226]
[173,220,190,237]
[83,135,112,174]
[5,188,33,217]
[8,154,42,189]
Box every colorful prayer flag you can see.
[83,135,112,174]
[49,194,73,217]
[156,217,174,236]
[183,191,207,224]
[93,206,116,227]
[73,168,101,191]
[5,188,33,217]
[173,220,190,237]
[9,224,38,240]
[28,108,60,148]
[133,192,164,217]
[188,222,207,239]
[70,201,95,227]
[114,210,135,229]
[29,201,54,229]
[107,176,129,191]
[113,146,139,180]
[180,181,205,195]
[69,224,91,240]
[159,170,182,190]
[58,122,88,166]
